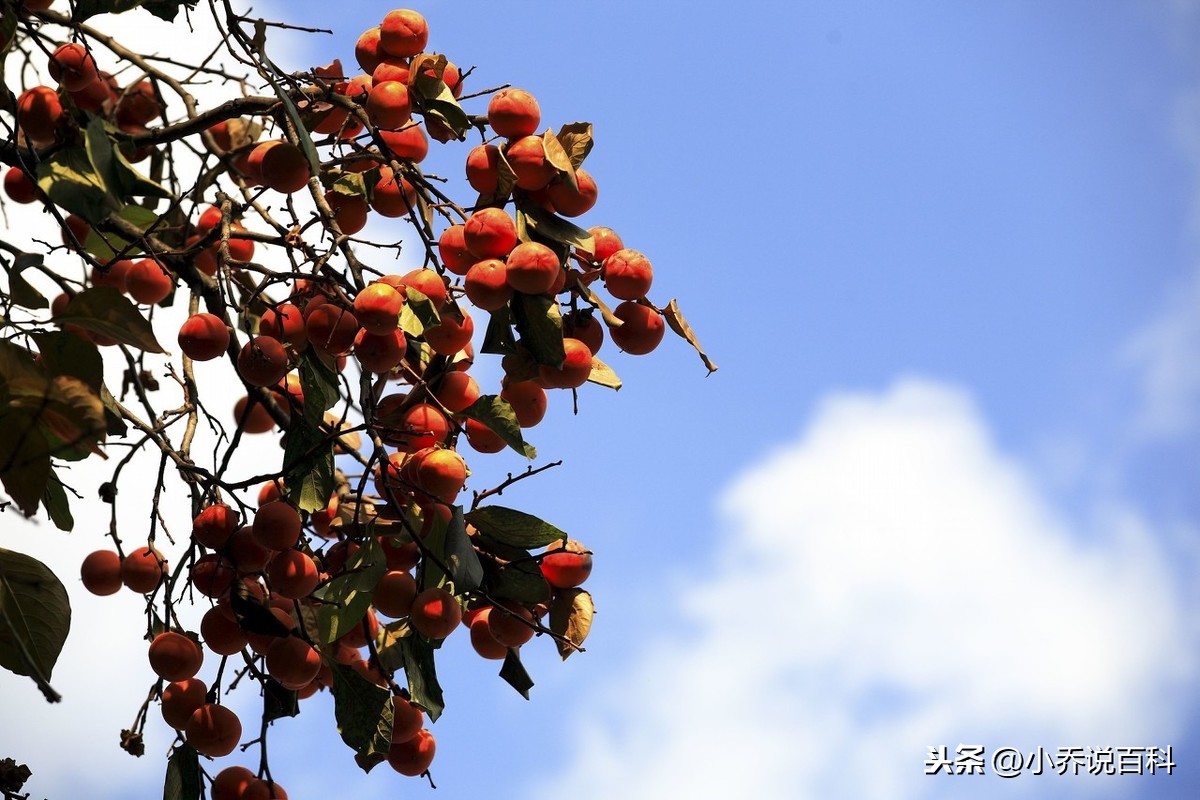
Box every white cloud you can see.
[530,379,1198,800]
[1122,268,1200,438]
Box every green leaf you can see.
[31,332,103,393]
[315,537,387,644]
[499,648,534,700]
[556,122,594,170]
[263,678,299,722]
[400,633,444,721]
[482,308,518,355]
[57,287,166,353]
[549,588,593,660]
[482,556,551,605]
[298,351,339,426]
[0,549,70,700]
[510,293,564,368]
[458,396,536,459]
[586,356,622,391]
[282,417,336,513]
[330,663,393,774]
[0,416,50,516]
[36,148,115,225]
[518,202,594,252]
[82,204,161,260]
[411,57,471,141]
[402,287,441,336]
[4,253,48,310]
[142,0,199,22]
[162,744,200,800]
[41,470,74,532]
[85,117,170,202]
[467,506,567,549]
[418,505,483,594]
[323,169,375,202]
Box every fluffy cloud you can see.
[529,379,1198,800]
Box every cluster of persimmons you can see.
[1,2,703,796]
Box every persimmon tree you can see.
[0,0,713,796]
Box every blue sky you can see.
[2,1,1199,799]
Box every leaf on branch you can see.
[417,505,483,594]
[575,281,624,329]
[586,357,622,390]
[400,633,445,721]
[298,351,339,426]
[0,414,50,516]
[499,648,534,700]
[556,122,594,170]
[663,299,718,374]
[510,293,564,368]
[482,307,518,355]
[0,548,70,701]
[410,55,471,141]
[493,147,518,202]
[41,470,74,532]
[162,744,200,800]
[549,588,594,660]
[315,537,386,644]
[72,0,197,22]
[229,581,290,638]
[3,252,47,310]
[281,416,336,513]
[458,396,536,459]
[517,202,594,252]
[330,663,393,774]
[541,129,577,192]
[399,287,440,337]
[56,287,166,353]
[12,374,109,461]
[85,117,171,202]
[466,506,567,549]
[484,556,551,605]
[31,332,103,393]
[36,147,116,225]
[263,678,300,722]
[83,204,160,260]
